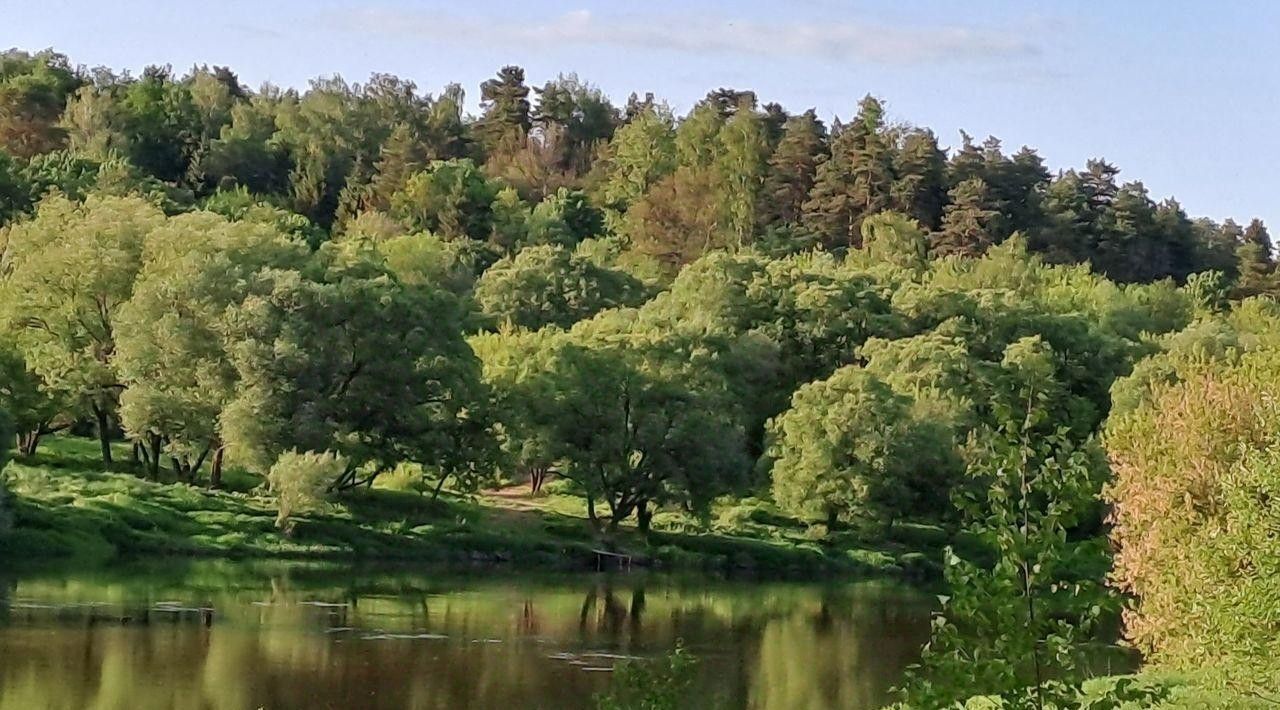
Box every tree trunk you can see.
[586,494,600,530]
[92,403,112,468]
[18,431,41,457]
[607,494,635,534]
[432,475,448,500]
[147,433,163,480]
[209,447,224,489]
[131,441,141,465]
[636,501,653,535]
[826,507,839,530]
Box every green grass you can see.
[0,436,947,579]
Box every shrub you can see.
[372,461,426,493]
[767,366,961,527]
[594,641,700,710]
[1106,347,1280,681]
[266,450,346,533]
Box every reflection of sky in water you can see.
[0,561,933,710]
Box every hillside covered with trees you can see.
[2,48,1279,706]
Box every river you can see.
[0,560,933,710]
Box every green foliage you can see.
[370,229,480,297]
[767,366,960,527]
[594,641,700,710]
[525,187,605,246]
[371,461,427,494]
[114,210,308,480]
[862,212,930,272]
[0,49,81,159]
[932,178,1000,258]
[220,243,488,485]
[2,47,1280,701]
[802,96,894,250]
[0,403,10,537]
[474,324,749,531]
[0,150,31,224]
[0,336,69,456]
[760,109,827,229]
[1107,342,1280,685]
[900,419,1111,707]
[596,106,676,213]
[1,194,167,461]
[391,158,499,240]
[474,244,649,330]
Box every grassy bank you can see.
[0,437,944,580]
[963,671,1278,709]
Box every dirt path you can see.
[482,484,543,512]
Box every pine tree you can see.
[1034,171,1093,265]
[948,131,986,185]
[891,128,947,229]
[1152,198,1203,281]
[478,65,531,153]
[702,87,757,118]
[424,83,472,161]
[1097,181,1161,282]
[1000,147,1050,235]
[1234,240,1278,298]
[931,178,999,257]
[358,122,428,215]
[947,135,1047,240]
[623,92,656,123]
[760,109,827,229]
[760,102,789,149]
[1244,218,1275,267]
[1235,218,1277,298]
[802,95,894,250]
[533,74,618,175]
[1080,159,1120,211]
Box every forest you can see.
[1,47,1278,707]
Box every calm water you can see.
[0,560,933,710]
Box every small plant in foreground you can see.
[594,640,700,710]
[266,450,346,534]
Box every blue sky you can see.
[9,1,1279,228]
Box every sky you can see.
[7,0,1279,228]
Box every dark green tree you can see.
[0,49,82,158]
[931,177,1000,258]
[1243,218,1274,267]
[478,65,532,154]
[532,74,618,175]
[891,127,947,229]
[801,95,895,250]
[759,109,827,229]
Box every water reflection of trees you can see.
[748,592,931,710]
[577,580,647,641]
[0,567,931,710]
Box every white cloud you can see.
[322,7,1042,65]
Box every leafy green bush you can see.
[594,641,700,710]
[372,461,427,493]
[1107,345,1280,682]
[266,450,346,533]
[767,367,962,527]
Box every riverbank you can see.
[0,437,944,580]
